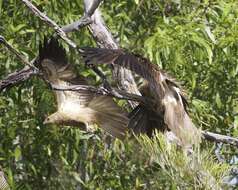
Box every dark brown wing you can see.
[81,47,187,108]
[81,48,159,92]
[39,37,67,67]
[128,104,165,137]
[81,47,200,145]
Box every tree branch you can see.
[2,0,238,149]
[61,0,103,33]
[21,0,112,90]
[0,0,100,92]
[0,66,36,92]
[0,36,39,92]
[50,84,238,147]
[21,0,77,48]
[51,84,151,106]
[201,131,238,147]
[0,35,38,71]
[83,0,140,108]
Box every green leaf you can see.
[14,147,21,161]
[215,93,222,109]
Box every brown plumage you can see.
[80,48,201,146]
[38,39,128,139]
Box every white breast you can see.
[60,101,96,124]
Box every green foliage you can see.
[0,0,237,189]
[139,132,229,189]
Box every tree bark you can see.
[0,66,36,92]
[83,0,140,108]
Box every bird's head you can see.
[43,115,54,125]
[43,112,62,125]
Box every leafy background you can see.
[0,0,237,189]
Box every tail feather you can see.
[128,104,165,137]
[88,96,129,139]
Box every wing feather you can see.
[81,47,201,145]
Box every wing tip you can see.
[39,36,67,65]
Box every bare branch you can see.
[51,83,238,147]
[83,0,140,108]
[51,84,152,107]
[61,15,92,34]
[19,1,139,103]
[0,35,38,71]
[85,0,103,16]
[21,0,112,90]
[0,66,36,92]
[21,0,77,48]
[0,35,39,92]
[0,0,103,92]
[61,0,103,33]
[202,131,238,147]
[4,0,238,149]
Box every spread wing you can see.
[38,38,129,138]
[81,47,200,145]
[39,38,93,107]
[80,48,162,96]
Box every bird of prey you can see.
[37,38,128,139]
[80,48,201,147]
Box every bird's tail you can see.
[128,104,165,137]
[88,96,129,139]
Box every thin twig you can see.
[51,84,152,106]
[21,0,76,48]
[0,35,38,71]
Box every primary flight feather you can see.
[80,47,201,146]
